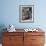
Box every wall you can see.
[0,0,46,44]
[0,0,46,29]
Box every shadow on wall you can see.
[0,24,7,43]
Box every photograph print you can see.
[19,5,34,23]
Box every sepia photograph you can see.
[19,5,34,23]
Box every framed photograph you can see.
[19,5,34,23]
